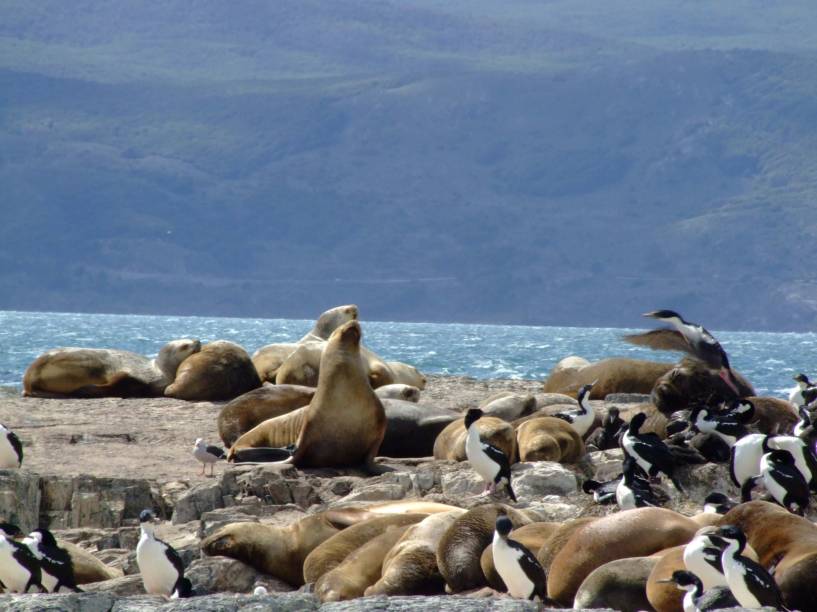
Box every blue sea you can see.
[1,310,816,398]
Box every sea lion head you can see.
[155,338,201,379]
[314,305,359,339]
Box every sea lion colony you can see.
[2,306,817,610]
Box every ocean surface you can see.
[2,310,816,398]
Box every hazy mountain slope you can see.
[1,1,817,330]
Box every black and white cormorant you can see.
[552,382,596,438]
[658,569,739,612]
[728,433,768,501]
[0,423,23,468]
[689,405,748,448]
[625,310,742,396]
[464,408,516,501]
[620,412,684,492]
[683,528,728,590]
[0,530,44,593]
[702,492,737,516]
[616,455,661,510]
[745,449,810,515]
[136,509,192,598]
[492,515,548,601]
[710,525,785,610]
[790,373,817,407]
[766,434,817,492]
[22,528,81,592]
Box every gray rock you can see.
[198,508,260,539]
[511,462,578,498]
[82,574,145,596]
[321,596,552,611]
[112,593,319,611]
[186,557,295,595]
[222,464,319,509]
[0,592,115,611]
[440,470,485,498]
[0,469,41,532]
[172,482,225,524]
[586,449,625,482]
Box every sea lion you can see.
[745,396,799,435]
[298,304,360,343]
[514,417,585,463]
[547,508,699,605]
[303,514,425,584]
[386,361,427,390]
[217,384,315,447]
[574,556,658,612]
[543,356,674,399]
[480,393,537,421]
[432,416,516,462]
[480,522,560,591]
[323,501,463,526]
[651,359,755,416]
[375,384,421,403]
[229,320,387,471]
[537,517,599,573]
[718,500,817,610]
[251,342,299,384]
[274,342,325,387]
[200,513,343,586]
[314,524,412,602]
[22,339,200,398]
[61,540,123,583]
[164,340,261,401]
[378,400,459,458]
[365,509,466,596]
[435,504,533,592]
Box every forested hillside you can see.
[2,1,817,330]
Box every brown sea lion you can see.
[200,513,343,586]
[480,393,537,421]
[365,509,466,596]
[217,384,315,447]
[651,359,755,416]
[435,504,533,592]
[229,320,387,471]
[574,556,659,612]
[480,522,560,591]
[298,304,360,343]
[314,524,412,602]
[323,501,462,527]
[432,416,516,462]
[537,517,599,573]
[164,340,261,401]
[22,339,200,398]
[386,361,427,390]
[718,500,817,611]
[547,508,699,605]
[62,540,123,583]
[514,417,585,463]
[745,396,798,435]
[303,514,425,584]
[274,342,325,387]
[375,384,421,403]
[543,356,674,399]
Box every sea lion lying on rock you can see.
[217,384,315,447]
[543,356,674,399]
[514,417,585,463]
[432,416,516,462]
[651,359,754,415]
[22,339,200,398]
[165,340,261,401]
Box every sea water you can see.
[1,310,816,398]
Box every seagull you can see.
[624,310,742,397]
[136,509,192,598]
[464,408,516,502]
[0,423,23,468]
[193,438,226,477]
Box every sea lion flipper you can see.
[230,447,294,463]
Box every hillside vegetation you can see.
[2,1,817,330]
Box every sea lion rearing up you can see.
[228,320,387,472]
[22,339,201,398]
